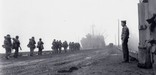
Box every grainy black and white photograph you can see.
[0,0,156,75]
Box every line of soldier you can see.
[2,35,21,59]
[52,39,81,54]
[69,42,81,51]
[2,34,81,59]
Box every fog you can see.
[0,0,139,53]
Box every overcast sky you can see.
[0,0,139,53]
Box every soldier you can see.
[2,34,12,59]
[77,43,80,50]
[75,43,80,50]
[74,43,78,50]
[37,38,44,55]
[27,37,36,56]
[62,41,68,53]
[12,36,22,58]
[56,40,59,53]
[121,20,130,63]
[69,42,72,51]
[52,39,57,53]
[58,40,62,53]
[53,39,59,54]
[71,42,75,51]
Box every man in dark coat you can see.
[27,37,36,56]
[58,40,62,53]
[37,38,44,55]
[2,34,12,59]
[62,41,68,53]
[121,20,129,63]
[52,39,57,54]
[12,36,21,58]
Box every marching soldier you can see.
[56,40,59,53]
[52,39,57,53]
[77,43,80,50]
[75,43,79,50]
[2,34,12,59]
[69,42,72,51]
[62,41,68,53]
[121,20,130,63]
[71,42,74,51]
[27,37,36,56]
[37,38,44,55]
[58,40,62,53]
[74,43,77,50]
[12,36,22,58]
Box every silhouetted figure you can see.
[58,40,62,53]
[62,41,68,53]
[37,38,44,55]
[70,42,73,51]
[52,39,58,54]
[27,37,36,56]
[56,40,59,53]
[121,20,129,63]
[12,36,21,58]
[69,42,72,51]
[2,34,12,59]
[74,43,80,50]
[68,42,81,51]
[77,43,80,50]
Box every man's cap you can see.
[16,36,19,38]
[7,34,10,36]
[39,38,42,40]
[121,20,126,24]
[32,37,34,39]
[6,34,11,38]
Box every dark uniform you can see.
[27,37,36,56]
[71,42,74,51]
[77,43,80,50]
[121,21,129,62]
[37,38,44,55]
[12,36,21,58]
[69,42,72,51]
[58,40,62,53]
[52,39,57,53]
[62,41,68,53]
[2,35,12,59]
[56,40,59,53]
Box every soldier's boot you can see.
[14,52,18,58]
[39,51,42,55]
